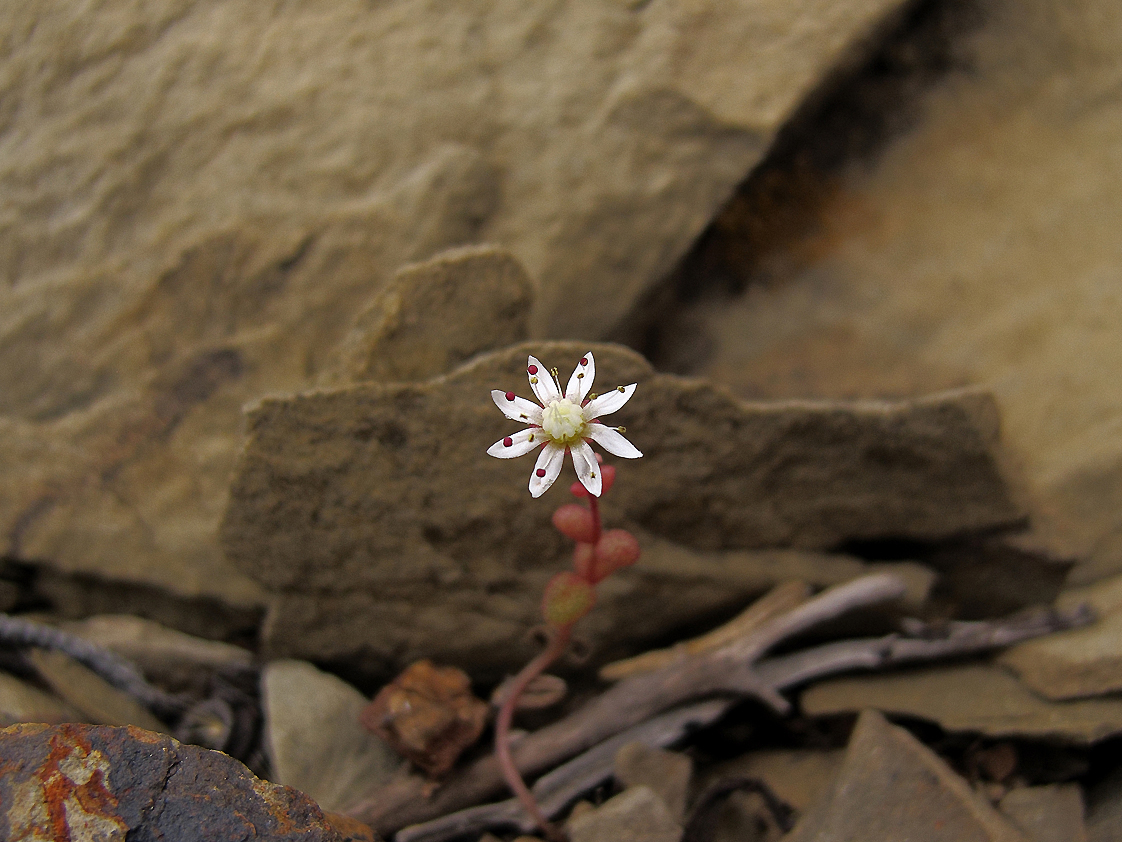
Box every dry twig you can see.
[353,574,1092,840]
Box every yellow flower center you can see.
[541,398,586,444]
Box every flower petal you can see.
[584,383,636,419]
[565,352,596,402]
[487,428,544,459]
[570,439,602,497]
[586,424,642,458]
[527,355,560,405]
[529,443,566,498]
[491,390,544,425]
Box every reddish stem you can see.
[587,492,602,546]
[494,624,573,839]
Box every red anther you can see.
[580,357,588,365]
[552,504,597,544]
[528,364,538,374]
[536,468,547,477]
[505,391,516,401]
[503,437,513,447]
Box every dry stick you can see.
[389,604,1092,842]
[396,699,731,842]
[359,574,907,834]
[756,602,1095,692]
[599,579,811,681]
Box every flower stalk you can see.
[486,352,643,838]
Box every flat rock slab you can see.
[60,613,254,689]
[0,672,84,728]
[221,341,1021,676]
[0,722,356,842]
[999,784,1087,842]
[263,659,403,814]
[568,785,682,842]
[0,0,909,607]
[1000,575,1122,700]
[802,663,1122,745]
[785,709,1029,842]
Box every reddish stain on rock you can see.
[0,722,364,841]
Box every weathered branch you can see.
[353,575,1093,840]
[755,603,1094,691]
[358,574,907,834]
[395,700,731,842]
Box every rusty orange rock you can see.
[360,660,488,777]
[0,722,357,841]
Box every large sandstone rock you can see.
[784,709,1030,842]
[680,0,1122,584]
[221,340,1022,678]
[0,0,911,605]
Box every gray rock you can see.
[28,648,167,732]
[801,663,1122,744]
[262,659,403,814]
[614,743,692,823]
[221,341,1018,677]
[999,785,1087,842]
[682,0,1122,588]
[0,0,908,608]
[0,671,85,727]
[567,785,682,842]
[784,709,1030,842]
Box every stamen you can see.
[531,376,538,384]
[617,385,626,393]
[528,433,535,442]
[503,437,513,447]
[505,391,515,401]
[577,373,584,379]
[536,468,546,477]
[617,426,625,432]
[528,365,538,374]
[580,357,588,365]
[590,471,597,478]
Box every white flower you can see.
[487,352,642,497]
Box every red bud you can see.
[600,464,616,494]
[542,572,596,627]
[552,504,597,544]
[591,529,640,582]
